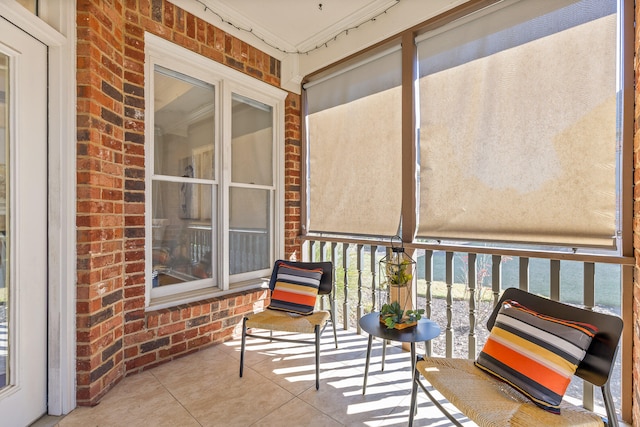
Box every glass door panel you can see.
[0,18,48,426]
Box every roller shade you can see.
[305,47,402,236]
[416,0,618,248]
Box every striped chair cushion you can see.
[268,264,323,315]
[475,299,597,414]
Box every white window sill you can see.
[146,278,269,312]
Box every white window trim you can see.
[144,33,286,310]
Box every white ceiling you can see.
[183,0,467,92]
[210,0,399,53]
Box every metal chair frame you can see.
[239,260,337,390]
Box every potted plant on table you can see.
[378,236,424,329]
[380,300,424,329]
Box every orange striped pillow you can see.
[268,264,323,315]
[475,299,597,414]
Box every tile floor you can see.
[51,329,472,427]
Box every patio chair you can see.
[239,260,337,390]
[409,287,623,427]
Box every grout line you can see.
[149,369,204,427]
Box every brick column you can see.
[285,93,303,259]
[76,0,127,406]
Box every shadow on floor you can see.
[53,329,470,427]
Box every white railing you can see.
[301,236,634,420]
[229,228,269,274]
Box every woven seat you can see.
[409,288,623,427]
[245,309,330,334]
[416,357,603,426]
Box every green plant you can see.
[386,259,413,285]
[379,300,424,329]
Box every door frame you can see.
[0,1,77,416]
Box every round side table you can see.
[359,312,441,394]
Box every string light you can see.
[194,0,401,55]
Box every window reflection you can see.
[152,66,216,288]
[16,0,37,14]
[229,94,273,275]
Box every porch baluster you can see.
[356,244,364,334]
[445,251,454,358]
[424,249,434,357]
[468,253,477,359]
[583,262,596,411]
[492,255,502,307]
[330,242,338,333]
[319,241,327,311]
[550,259,560,302]
[370,245,378,311]
[519,257,529,291]
[307,239,314,261]
[343,243,350,330]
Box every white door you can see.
[0,17,48,427]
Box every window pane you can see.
[154,67,215,180]
[16,0,37,14]
[152,181,216,285]
[229,187,270,275]
[231,94,272,186]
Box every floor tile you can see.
[58,371,200,427]
[57,328,470,427]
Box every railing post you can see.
[519,257,529,291]
[319,241,326,262]
[319,241,327,310]
[424,250,433,319]
[424,250,433,357]
[356,244,364,334]
[342,243,350,331]
[330,242,338,331]
[550,259,560,301]
[445,251,454,358]
[491,255,501,307]
[371,245,378,311]
[583,262,596,411]
[468,253,477,359]
[307,239,314,261]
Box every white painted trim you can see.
[145,33,286,101]
[46,5,77,418]
[144,34,286,308]
[0,0,77,417]
[37,0,77,416]
[0,2,66,46]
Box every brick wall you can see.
[284,94,302,259]
[76,0,299,406]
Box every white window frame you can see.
[144,33,286,310]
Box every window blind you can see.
[416,0,618,248]
[305,47,403,236]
